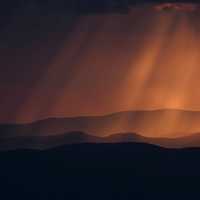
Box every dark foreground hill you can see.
[1,142,200,199]
[1,142,200,175]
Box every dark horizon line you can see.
[3,131,200,151]
[8,129,200,140]
[2,108,200,125]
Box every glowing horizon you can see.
[1,3,200,140]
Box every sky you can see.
[1,3,200,123]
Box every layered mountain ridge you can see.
[2,110,200,149]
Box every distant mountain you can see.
[2,130,200,150]
[2,110,200,139]
[2,109,200,149]
[146,133,200,148]
[0,131,100,150]
[0,131,139,150]
[105,132,200,148]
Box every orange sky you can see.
[1,4,200,123]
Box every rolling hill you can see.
[2,130,200,150]
[2,110,200,138]
[2,110,200,149]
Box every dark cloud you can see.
[154,3,199,12]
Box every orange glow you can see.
[1,4,200,138]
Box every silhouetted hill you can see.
[0,131,143,150]
[3,109,200,138]
[1,142,200,175]
[146,133,200,148]
[3,130,200,150]
[3,110,200,149]
[1,142,200,199]
[106,132,200,148]
[0,131,101,150]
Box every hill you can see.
[2,130,200,150]
[1,142,200,175]
[2,110,200,138]
[1,142,200,199]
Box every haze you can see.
[1,3,200,138]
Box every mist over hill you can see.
[2,110,200,138]
[2,130,200,150]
